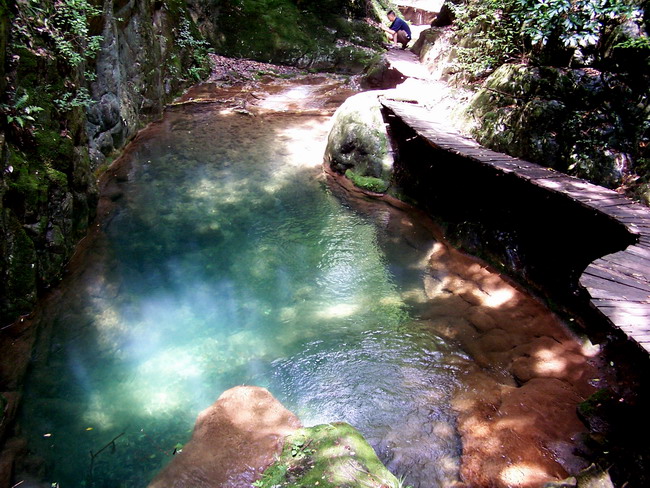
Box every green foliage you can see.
[211,0,383,69]
[345,169,389,193]
[175,17,212,80]
[50,0,104,67]
[450,0,523,76]
[516,0,642,50]
[0,93,44,129]
[450,0,645,75]
[615,35,650,49]
[53,87,94,112]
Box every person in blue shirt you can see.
[381,10,411,49]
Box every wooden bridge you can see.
[380,97,650,354]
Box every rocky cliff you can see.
[0,0,386,329]
[0,0,209,327]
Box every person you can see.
[381,10,411,49]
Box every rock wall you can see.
[86,0,207,170]
[0,0,206,328]
[459,63,649,194]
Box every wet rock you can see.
[255,422,399,488]
[545,464,614,488]
[455,377,588,487]
[148,386,301,488]
[362,55,406,89]
[412,27,458,81]
[325,92,394,193]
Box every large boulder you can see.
[325,92,394,193]
[254,422,400,488]
[148,386,301,488]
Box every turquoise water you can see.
[20,80,470,488]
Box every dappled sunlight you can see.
[482,287,516,308]
[315,303,359,319]
[500,464,554,487]
[82,393,117,431]
[532,349,568,375]
[16,73,605,488]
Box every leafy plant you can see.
[449,0,645,76]
[450,0,524,76]
[175,17,212,80]
[54,87,94,112]
[51,0,104,67]
[1,94,44,128]
[615,35,650,49]
[516,0,642,50]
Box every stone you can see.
[148,386,301,488]
[254,422,399,488]
[325,92,394,192]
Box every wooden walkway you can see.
[380,97,650,354]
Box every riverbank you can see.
[1,62,611,488]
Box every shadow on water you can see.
[18,86,469,488]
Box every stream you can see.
[17,75,596,488]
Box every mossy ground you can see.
[254,423,402,488]
[212,0,384,71]
[345,169,389,193]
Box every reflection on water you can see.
[20,80,469,488]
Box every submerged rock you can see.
[254,422,400,488]
[148,386,301,488]
[325,92,394,193]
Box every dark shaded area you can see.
[385,106,635,304]
[384,106,650,487]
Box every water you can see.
[20,78,471,488]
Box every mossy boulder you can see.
[325,92,394,192]
[254,422,401,488]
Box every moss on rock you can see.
[189,0,384,72]
[459,63,648,190]
[1,213,38,319]
[325,92,394,188]
[254,423,402,488]
[345,169,389,193]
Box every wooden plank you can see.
[583,264,650,293]
[589,259,650,284]
[593,299,650,308]
[598,252,650,278]
[513,168,564,180]
[624,245,650,261]
[580,274,650,301]
[601,205,650,220]
[599,304,650,316]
